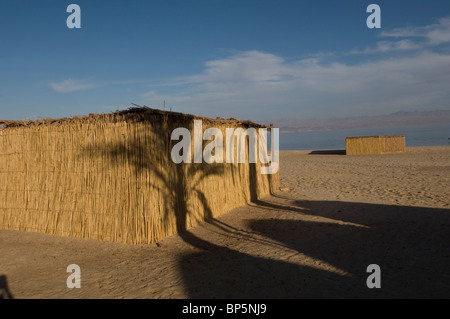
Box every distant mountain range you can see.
[273,109,450,132]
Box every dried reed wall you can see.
[0,110,279,244]
[346,135,406,155]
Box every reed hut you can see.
[0,107,279,244]
[346,135,406,155]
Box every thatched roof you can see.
[0,105,269,130]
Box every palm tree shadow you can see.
[82,107,277,243]
[83,109,231,241]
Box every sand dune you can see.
[1,146,449,299]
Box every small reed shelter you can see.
[0,107,279,244]
[346,135,406,155]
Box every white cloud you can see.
[427,17,450,45]
[133,18,450,120]
[49,78,147,93]
[347,17,450,56]
[349,40,422,55]
[381,16,450,45]
[188,51,290,84]
[49,78,98,93]
[139,48,450,120]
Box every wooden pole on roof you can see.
[270,124,274,153]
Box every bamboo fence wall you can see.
[0,108,279,244]
[346,135,406,155]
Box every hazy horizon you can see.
[272,109,450,132]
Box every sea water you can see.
[279,124,450,151]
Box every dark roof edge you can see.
[0,105,270,129]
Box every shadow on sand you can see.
[176,195,450,298]
[309,149,346,155]
[0,275,13,299]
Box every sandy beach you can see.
[1,145,450,299]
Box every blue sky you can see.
[1,0,450,122]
